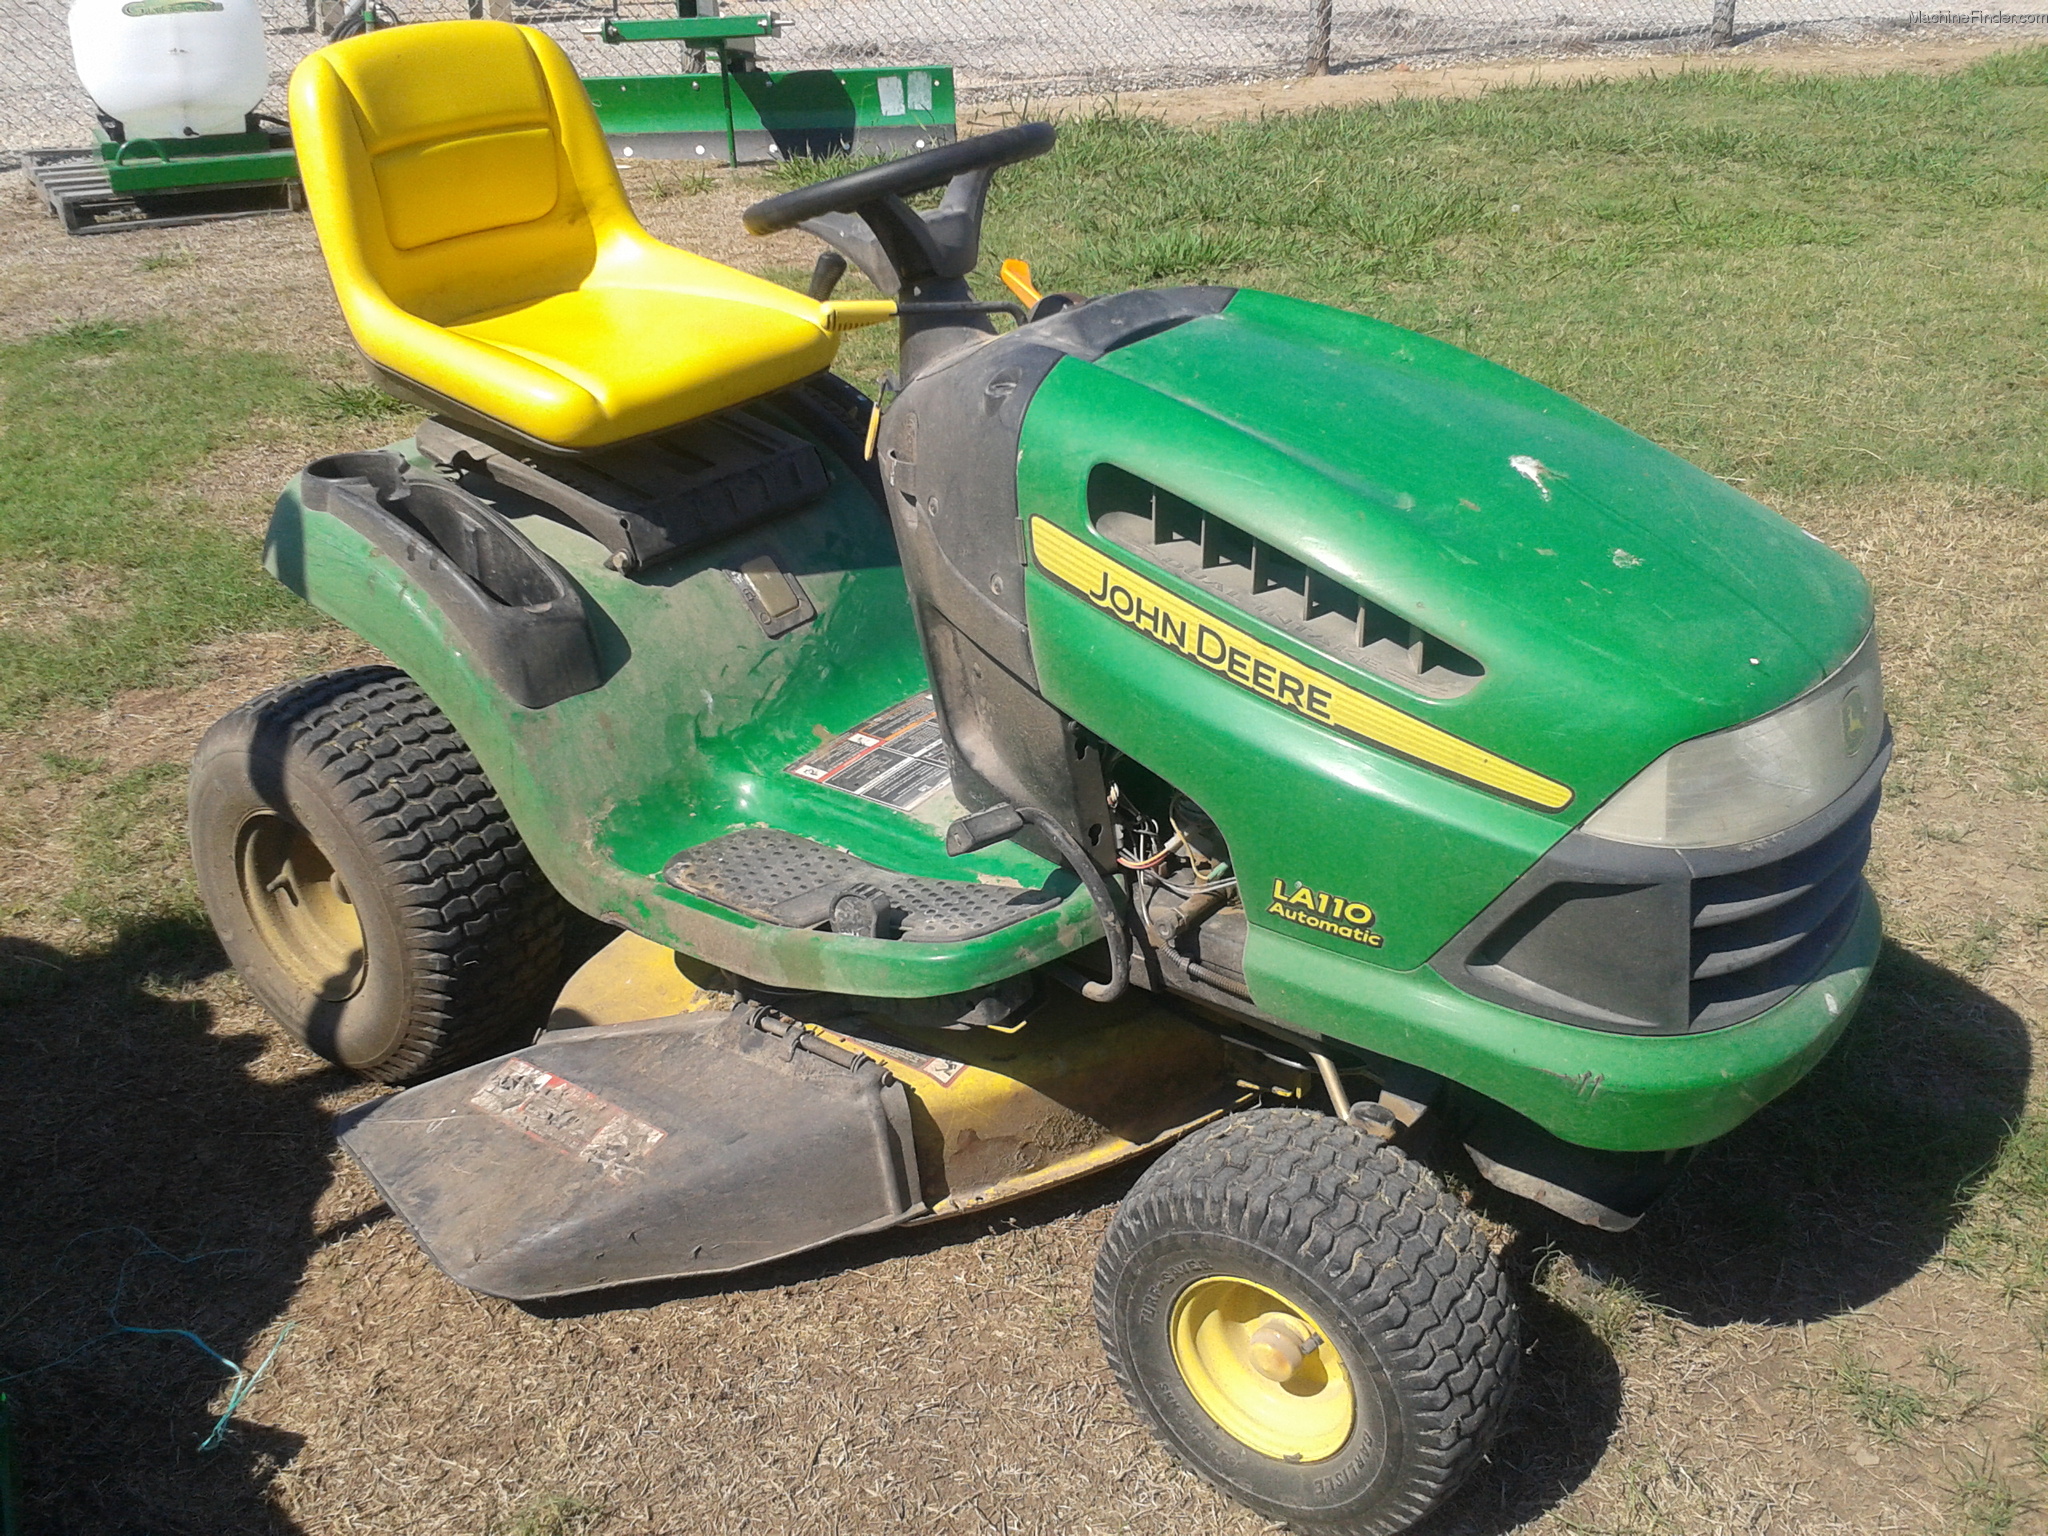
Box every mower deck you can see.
[340,929,1246,1297]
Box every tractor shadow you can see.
[525,1144,1164,1320]
[1418,938,2031,1533]
[0,921,344,1536]
[1535,941,2032,1327]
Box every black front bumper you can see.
[1432,737,1890,1036]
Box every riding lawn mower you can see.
[186,20,1888,1533]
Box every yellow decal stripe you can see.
[1030,517,1572,812]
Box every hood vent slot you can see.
[1089,466,1483,699]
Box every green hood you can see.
[1046,287,1873,810]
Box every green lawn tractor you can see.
[187,20,1888,1534]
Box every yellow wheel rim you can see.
[237,813,366,1001]
[1169,1274,1355,1462]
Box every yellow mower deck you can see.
[553,933,1253,1221]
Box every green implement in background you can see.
[579,9,955,166]
[586,65,956,167]
[600,13,780,42]
[24,124,302,234]
[92,122,298,196]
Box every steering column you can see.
[743,123,1058,380]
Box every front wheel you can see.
[189,666,573,1084]
[1093,1109,1518,1535]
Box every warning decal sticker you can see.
[789,692,952,812]
[469,1059,667,1179]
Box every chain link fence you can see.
[6,0,2047,153]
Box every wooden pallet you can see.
[23,148,302,235]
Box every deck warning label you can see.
[789,692,952,812]
[469,1059,667,1179]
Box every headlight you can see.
[1582,632,1883,848]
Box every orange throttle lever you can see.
[999,259,1043,310]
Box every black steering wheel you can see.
[742,122,1056,236]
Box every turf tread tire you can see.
[189,666,571,1084]
[1094,1109,1518,1535]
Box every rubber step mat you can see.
[663,827,1063,942]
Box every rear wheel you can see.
[1094,1109,1517,1535]
[189,666,572,1083]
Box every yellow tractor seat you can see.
[288,20,840,452]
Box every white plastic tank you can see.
[67,0,270,140]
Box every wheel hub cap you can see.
[1169,1275,1355,1461]
[1247,1319,1315,1383]
[237,813,366,1001]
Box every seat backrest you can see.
[290,21,636,329]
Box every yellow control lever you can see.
[821,300,898,333]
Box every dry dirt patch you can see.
[0,158,815,355]
[0,560,125,642]
[966,33,2040,128]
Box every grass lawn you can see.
[0,321,312,726]
[808,50,2048,503]
[4,45,2048,1536]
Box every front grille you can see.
[1432,748,1886,1036]
[1688,793,1875,1029]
